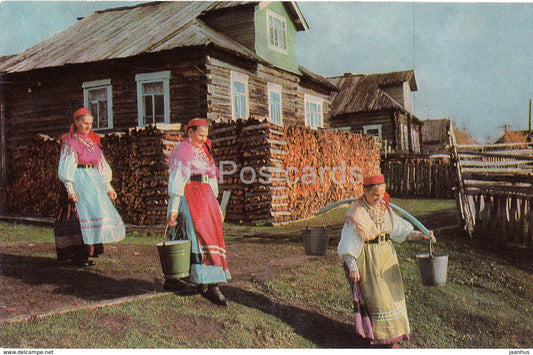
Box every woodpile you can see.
[211,118,381,224]
[103,125,182,226]
[5,134,63,216]
[281,126,380,221]
[6,119,381,226]
[5,125,183,225]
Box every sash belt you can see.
[366,233,391,244]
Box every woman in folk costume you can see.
[56,108,125,267]
[167,118,230,306]
[337,174,436,348]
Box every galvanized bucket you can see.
[416,239,448,286]
[157,227,191,280]
[303,227,329,256]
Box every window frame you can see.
[230,71,249,120]
[266,9,288,55]
[135,71,171,126]
[363,124,382,140]
[304,94,324,129]
[82,79,113,130]
[267,82,283,125]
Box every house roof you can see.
[422,118,452,143]
[494,129,531,144]
[0,1,308,74]
[328,70,418,116]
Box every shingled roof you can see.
[0,1,307,74]
[328,70,418,116]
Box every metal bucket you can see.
[303,227,329,256]
[157,240,191,280]
[416,252,448,286]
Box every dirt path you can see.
[0,237,328,323]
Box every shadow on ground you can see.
[222,285,367,348]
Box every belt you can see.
[77,164,94,168]
[366,233,391,244]
[190,174,210,183]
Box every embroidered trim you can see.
[370,303,408,322]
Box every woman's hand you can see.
[168,212,178,227]
[68,192,79,203]
[107,190,117,201]
[421,230,436,243]
[349,270,360,283]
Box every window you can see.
[268,83,282,125]
[304,94,323,129]
[83,79,113,129]
[231,71,249,120]
[135,71,170,126]
[363,124,382,139]
[266,10,288,54]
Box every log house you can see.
[0,1,337,213]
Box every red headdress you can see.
[363,174,389,207]
[63,108,101,145]
[363,174,385,186]
[184,118,211,152]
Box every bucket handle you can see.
[162,225,170,246]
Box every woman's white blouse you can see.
[58,144,113,194]
[337,206,414,271]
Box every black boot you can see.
[206,284,228,306]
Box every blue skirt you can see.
[72,168,125,245]
[169,197,231,285]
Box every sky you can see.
[0,1,532,143]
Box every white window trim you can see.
[135,71,171,126]
[266,9,289,55]
[230,71,249,120]
[82,79,113,129]
[304,94,323,129]
[267,82,283,125]
[363,124,382,140]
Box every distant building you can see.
[328,70,422,153]
[421,118,454,154]
[494,128,531,144]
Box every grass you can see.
[1,198,531,349]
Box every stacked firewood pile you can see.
[281,126,381,221]
[5,134,63,216]
[6,125,183,225]
[104,125,182,225]
[210,118,381,224]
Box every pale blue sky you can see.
[1,1,532,143]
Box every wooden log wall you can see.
[381,153,456,198]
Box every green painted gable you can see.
[254,2,300,74]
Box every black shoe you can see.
[206,285,228,307]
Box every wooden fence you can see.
[381,153,455,198]
[453,140,533,247]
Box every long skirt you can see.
[169,181,231,285]
[356,241,410,345]
[72,168,125,245]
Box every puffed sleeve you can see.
[58,144,78,196]
[389,208,414,243]
[97,154,114,192]
[167,165,189,214]
[337,221,364,271]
